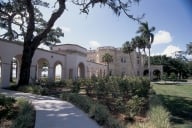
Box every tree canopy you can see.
[151,55,190,79]
[0,0,64,46]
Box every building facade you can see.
[0,39,162,88]
[87,46,144,77]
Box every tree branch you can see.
[33,0,66,48]
[25,0,35,43]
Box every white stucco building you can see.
[0,39,162,88]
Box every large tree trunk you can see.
[18,43,35,86]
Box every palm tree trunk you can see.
[107,63,109,76]
[148,48,151,80]
[138,50,141,76]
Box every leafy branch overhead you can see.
[0,0,64,46]
[73,0,144,22]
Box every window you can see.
[121,57,126,63]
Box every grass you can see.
[153,84,192,128]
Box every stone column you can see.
[48,67,54,82]
[1,58,11,88]
[29,64,37,84]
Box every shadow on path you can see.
[0,89,99,128]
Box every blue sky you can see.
[40,0,192,56]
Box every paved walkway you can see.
[0,89,100,128]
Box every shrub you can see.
[17,85,47,95]
[11,99,35,128]
[89,103,110,125]
[0,94,15,109]
[148,105,171,128]
[71,80,81,93]
[0,94,16,119]
[18,85,40,94]
[169,72,177,81]
[67,93,92,113]
[131,95,171,128]
[126,96,145,118]
[84,79,94,96]
[105,117,124,128]
[94,78,109,98]
[118,77,150,100]
[65,79,73,88]
[61,93,123,128]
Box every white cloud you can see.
[62,26,71,33]
[162,45,181,57]
[153,30,173,45]
[88,41,101,49]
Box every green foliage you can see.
[118,77,150,99]
[105,117,124,128]
[11,99,35,128]
[102,53,113,75]
[89,103,110,125]
[148,106,171,128]
[17,85,47,95]
[126,96,146,117]
[162,73,168,81]
[169,72,177,81]
[0,94,16,119]
[66,93,93,113]
[0,95,35,128]
[151,55,190,79]
[65,79,73,88]
[0,94,15,109]
[60,93,124,128]
[71,80,81,93]
[0,0,64,43]
[132,94,171,128]
[153,84,192,127]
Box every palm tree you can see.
[102,53,113,76]
[131,36,146,76]
[137,22,155,80]
[123,41,135,76]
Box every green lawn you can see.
[153,84,192,128]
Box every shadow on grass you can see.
[157,94,192,126]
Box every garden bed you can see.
[0,94,35,128]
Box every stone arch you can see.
[37,58,49,80]
[153,69,161,80]
[54,61,63,81]
[77,62,85,78]
[143,69,149,76]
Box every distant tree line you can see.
[150,55,192,79]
